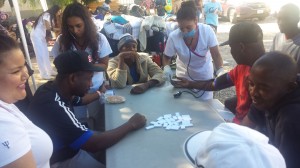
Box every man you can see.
[172,21,265,124]
[204,0,222,32]
[28,50,146,167]
[107,34,164,94]
[244,51,300,168]
[270,3,300,72]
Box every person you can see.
[94,6,109,20]
[155,0,167,16]
[270,3,300,72]
[27,50,146,167]
[242,51,300,168]
[102,0,112,11]
[204,0,222,33]
[51,2,112,128]
[107,34,164,94]
[195,0,203,22]
[0,34,53,168]
[184,123,286,168]
[172,21,265,123]
[163,0,224,100]
[30,5,61,80]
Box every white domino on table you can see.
[145,113,193,130]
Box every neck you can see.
[54,79,73,101]
[284,28,300,39]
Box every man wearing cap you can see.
[172,21,265,124]
[184,123,286,168]
[270,3,300,72]
[107,33,164,94]
[27,50,146,167]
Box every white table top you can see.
[105,83,225,168]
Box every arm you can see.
[146,56,164,85]
[79,92,101,105]
[81,113,146,152]
[94,56,109,70]
[172,73,233,91]
[209,45,223,72]
[3,151,36,168]
[107,56,128,88]
[163,54,172,66]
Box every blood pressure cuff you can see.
[214,73,234,90]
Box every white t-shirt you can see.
[0,100,53,168]
[31,12,50,38]
[164,23,218,100]
[51,33,112,91]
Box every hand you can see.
[171,77,190,88]
[215,67,226,77]
[163,65,173,81]
[130,83,149,94]
[128,113,147,130]
[119,51,138,62]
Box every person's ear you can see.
[68,73,77,86]
[239,42,246,52]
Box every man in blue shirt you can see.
[204,0,222,33]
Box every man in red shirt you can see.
[172,21,265,123]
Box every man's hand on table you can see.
[130,83,149,94]
[128,113,147,130]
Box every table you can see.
[105,83,226,168]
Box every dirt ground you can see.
[27,15,279,103]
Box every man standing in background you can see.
[204,0,222,33]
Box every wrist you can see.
[96,90,101,98]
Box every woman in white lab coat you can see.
[30,5,60,79]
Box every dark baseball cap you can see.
[220,21,263,46]
[54,50,104,74]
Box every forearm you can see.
[82,122,134,152]
[81,92,100,105]
[94,56,109,70]
[117,58,127,70]
[189,80,215,91]
[147,79,159,88]
[210,46,223,70]
[163,55,172,66]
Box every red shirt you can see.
[228,65,252,123]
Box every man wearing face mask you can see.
[163,0,224,100]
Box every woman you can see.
[30,5,61,80]
[108,34,164,94]
[50,2,112,129]
[163,0,224,100]
[0,34,53,167]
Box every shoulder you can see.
[168,28,181,39]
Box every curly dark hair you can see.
[60,2,99,60]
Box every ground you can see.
[27,15,279,103]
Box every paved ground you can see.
[27,15,279,103]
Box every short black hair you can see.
[253,51,297,82]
